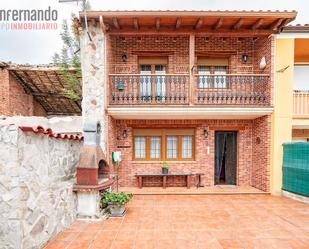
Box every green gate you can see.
[282,142,309,197]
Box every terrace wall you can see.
[0,125,81,249]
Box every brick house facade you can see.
[75,10,296,198]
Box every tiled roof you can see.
[282,24,309,33]
[19,126,83,141]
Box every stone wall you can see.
[0,125,81,249]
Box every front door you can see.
[215,131,237,185]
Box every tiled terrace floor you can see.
[119,186,266,195]
[44,195,309,249]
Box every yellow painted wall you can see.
[271,38,294,195]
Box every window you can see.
[134,137,146,159]
[150,136,161,159]
[182,136,193,158]
[197,57,229,89]
[133,129,195,161]
[139,57,168,102]
[167,136,178,159]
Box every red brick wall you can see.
[0,68,10,116]
[251,115,271,192]
[108,36,272,75]
[108,118,271,190]
[8,73,34,116]
[0,68,47,116]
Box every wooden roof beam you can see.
[156,17,160,30]
[251,18,264,30]
[112,17,120,29]
[99,16,108,33]
[195,18,203,29]
[269,18,284,31]
[278,18,291,31]
[133,17,139,30]
[233,18,243,30]
[175,17,181,29]
[213,17,224,30]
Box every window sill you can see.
[131,160,197,164]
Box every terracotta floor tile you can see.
[134,239,155,249]
[66,240,92,249]
[176,239,198,249]
[43,241,68,249]
[53,231,79,242]
[89,238,113,249]
[111,240,134,249]
[156,240,178,249]
[77,231,98,242]
[136,230,155,240]
[44,195,309,249]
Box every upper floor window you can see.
[133,129,195,161]
[197,58,229,89]
[139,57,168,101]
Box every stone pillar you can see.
[77,22,107,217]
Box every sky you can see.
[0,0,308,64]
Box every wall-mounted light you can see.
[116,129,128,140]
[122,129,128,139]
[121,53,128,62]
[242,54,249,63]
[203,129,208,138]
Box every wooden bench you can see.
[135,173,204,189]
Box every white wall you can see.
[0,116,83,133]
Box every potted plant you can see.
[102,192,133,217]
[160,161,170,174]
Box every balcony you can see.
[110,74,190,105]
[109,74,270,106]
[293,91,309,117]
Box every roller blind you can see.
[197,57,229,66]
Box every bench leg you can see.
[138,177,143,188]
[163,176,167,189]
[186,176,190,189]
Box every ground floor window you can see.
[133,128,195,161]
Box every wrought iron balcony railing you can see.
[110,74,189,105]
[195,74,270,105]
[109,74,270,106]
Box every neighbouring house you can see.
[0,62,82,116]
[273,25,309,199]
[73,10,297,216]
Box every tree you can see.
[52,0,91,101]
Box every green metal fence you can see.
[282,142,309,197]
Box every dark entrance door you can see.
[215,131,237,185]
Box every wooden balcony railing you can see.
[109,74,189,105]
[109,74,270,106]
[293,91,309,116]
[195,74,270,106]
